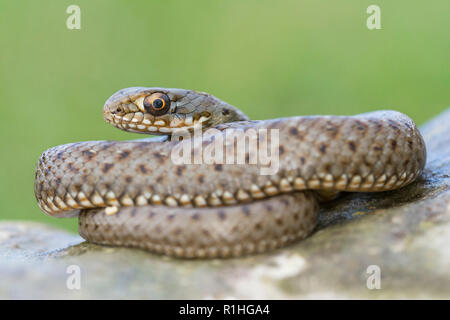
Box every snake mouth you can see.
[108,111,212,134]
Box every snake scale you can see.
[34,87,427,258]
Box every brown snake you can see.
[34,87,427,258]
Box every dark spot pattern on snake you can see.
[35,87,427,259]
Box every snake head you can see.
[103,87,249,135]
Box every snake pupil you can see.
[153,99,164,109]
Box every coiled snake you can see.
[34,87,427,258]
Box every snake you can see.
[34,87,427,258]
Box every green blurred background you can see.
[0,0,449,232]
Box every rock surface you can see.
[2,109,450,299]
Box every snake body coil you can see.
[34,87,426,258]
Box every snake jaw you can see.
[109,111,213,135]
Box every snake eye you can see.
[143,93,170,116]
